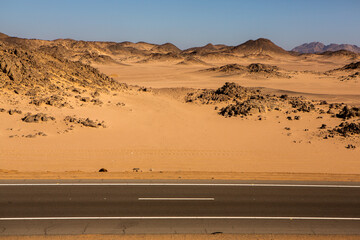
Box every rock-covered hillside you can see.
[0,40,126,93]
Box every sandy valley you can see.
[1,34,360,178]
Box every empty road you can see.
[1,179,360,235]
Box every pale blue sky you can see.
[1,0,359,50]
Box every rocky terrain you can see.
[186,82,360,145]
[0,38,129,139]
[0,41,126,91]
[202,63,291,78]
[327,61,360,81]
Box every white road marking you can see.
[138,198,214,201]
[1,216,360,221]
[0,183,360,188]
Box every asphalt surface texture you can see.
[1,179,360,235]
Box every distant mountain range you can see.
[0,32,291,65]
[1,31,359,68]
[292,42,360,54]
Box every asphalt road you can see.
[1,180,360,235]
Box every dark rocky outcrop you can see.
[288,99,315,112]
[336,106,360,119]
[331,122,360,137]
[64,116,106,128]
[185,82,253,104]
[22,113,55,122]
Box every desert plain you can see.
[1,34,360,179]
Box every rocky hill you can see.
[150,43,181,54]
[292,42,360,54]
[0,40,126,94]
[183,43,231,55]
[229,38,289,56]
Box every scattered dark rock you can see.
[248,63,279,73]
[340,72,360,81]
[331,122,360,137]
[25,134,36,138]
[204,63,288,77]
[340,62,360,70]
[29,95,68,108]
[8,109,22,115]
[185,82,252,104]
[187,83,288,117]
[80,97,90,102]
[22,113,55,123]
[72,88,82,94]
[289,99,315,112]
[336,106,360,119]
[219,99,267,117]
[91,98,103,105]
[24,132,47,138]
[91,91,100,97]
[329,103,343,110]
[345,144,356,149]
[64,116,106,128]
[82,118,99,127]
[205,64,247,74]
[116,102,125,107]
[319,100,328,105]
[138,87,150,92]
[320,124,327,129]
[99,168,108,172]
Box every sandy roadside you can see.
[1,170,360,182]
[1,234,360,240]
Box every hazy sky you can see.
[1,0,360,50]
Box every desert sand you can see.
[1,35,360,179]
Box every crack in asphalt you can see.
[82,222,89,234]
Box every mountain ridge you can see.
[292,42,360,54]
[1,32,359,66]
